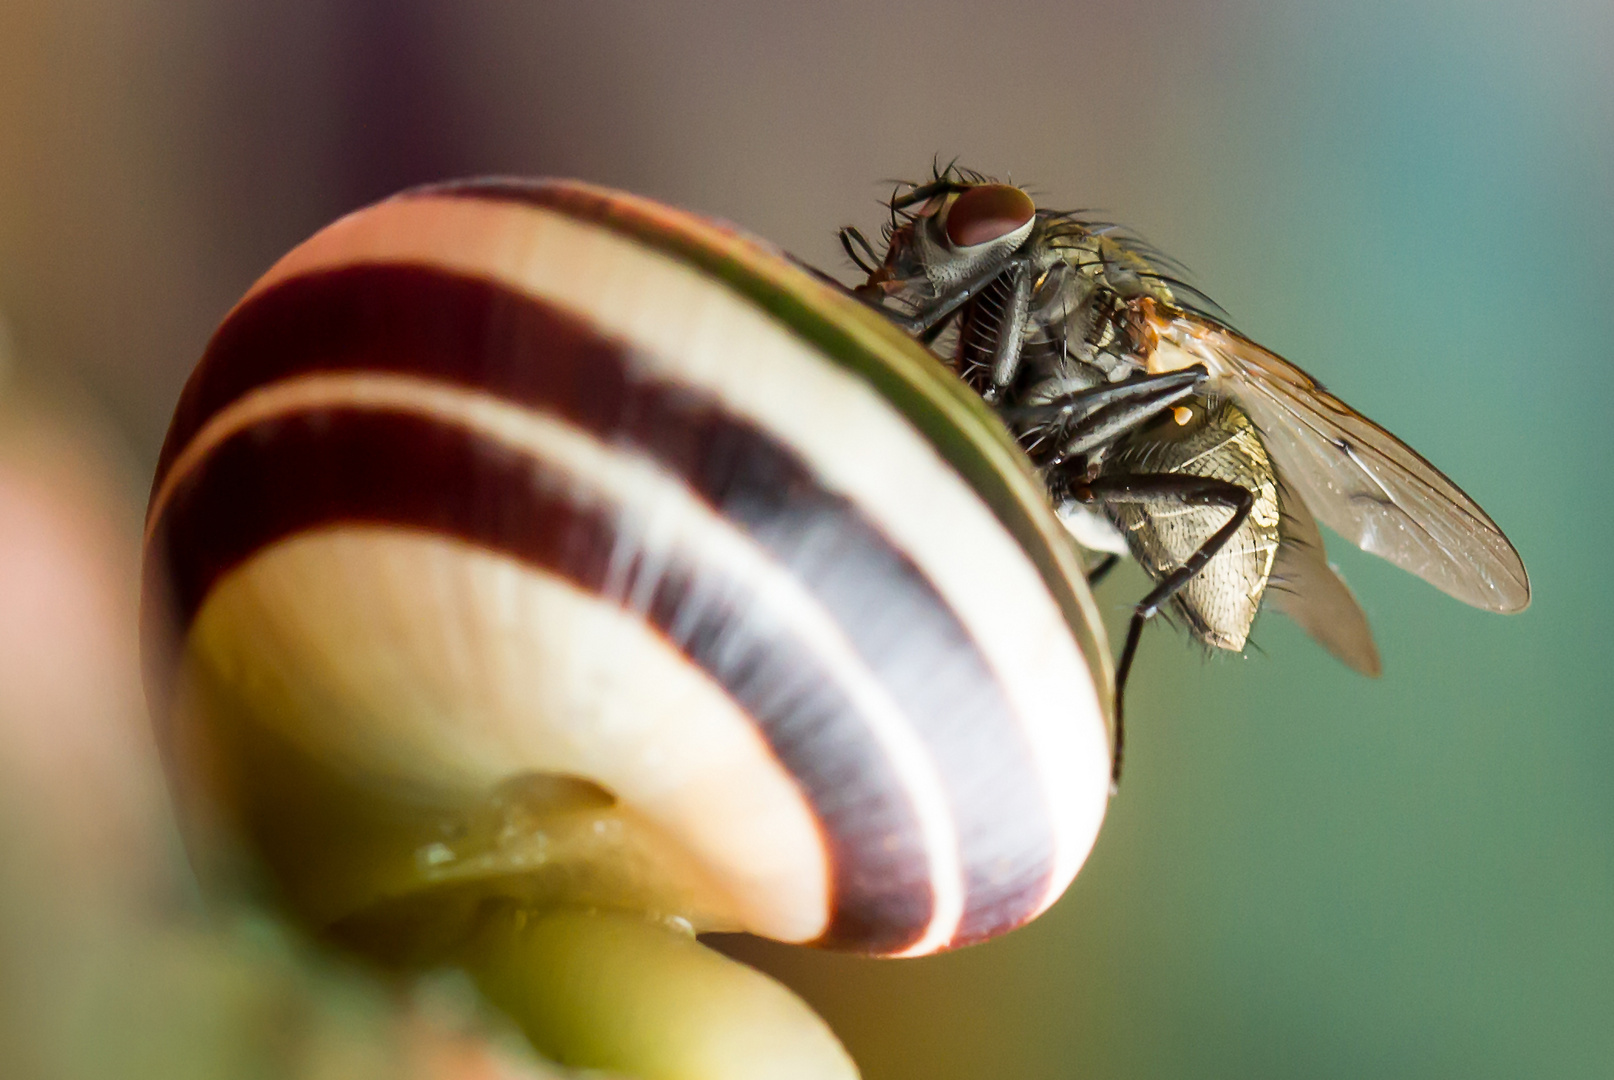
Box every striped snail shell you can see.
[140,179,1113,965]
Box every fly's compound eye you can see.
[944,184,1036,248]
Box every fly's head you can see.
[844,168,1036,311]
[842,167,1207,397]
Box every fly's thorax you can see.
[1094,236,1178,305]
[1046,231,1191,379]
[1043,283,1151,381]
[1101,396,1281,651]
[1041,229,1175,308]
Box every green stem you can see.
[462,907,858,1080]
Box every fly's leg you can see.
[984,261,1035,403]
[787,253,861,294]
[1008,367,1208,464]
[885,255,1031,341]
[1076,473,1254,784]
[787,251,936,337]
[816,236,1026,348]
[1086,554,1119,585]
[838,227,882,276]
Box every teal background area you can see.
[2,1,1610,1077]
[730,5,1614,1077]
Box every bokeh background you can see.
[2,1,1610,1078]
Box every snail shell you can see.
[142,179,1112,959]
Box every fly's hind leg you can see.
[1076,473,1254,785]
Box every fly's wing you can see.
[1145,309,1531,613]
[1268,473,1382,676]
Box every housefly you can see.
[839,164,1530,779]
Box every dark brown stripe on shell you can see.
[424,178,1115,725]
[152,263,1053,947]
[150,406,933,952]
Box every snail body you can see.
[142,180,1113,1075]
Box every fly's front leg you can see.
[791,245,1019,358]
[1076,472,1254,783]
[788,252,864,296]
[800,240,939,328]
[837,227,884,278]
[830,253,1018,344]
[889,254,1029,340]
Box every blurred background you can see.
[1,1,1610,1077]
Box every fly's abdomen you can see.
[1103,398,1281,650]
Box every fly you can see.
[838,163,1530,781]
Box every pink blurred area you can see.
[0,397,563,1077]
[0,404,162,902]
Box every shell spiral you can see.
[141,179,1113,959]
